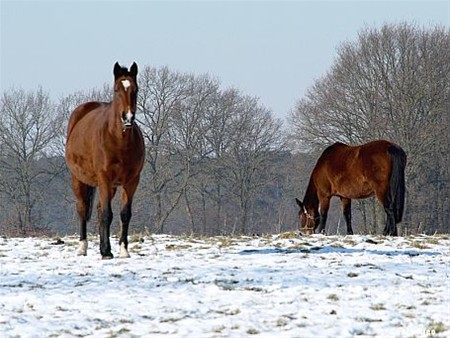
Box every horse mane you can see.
[319,142,347,160]
[303,175,319,210]
[303,142,348,210]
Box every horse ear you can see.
[130,62,138,78]
[295,198,303,208]
[114,62,123,79]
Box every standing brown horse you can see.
[65,62,145,258]
[295,140,406,236]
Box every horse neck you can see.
[303,177,319,210]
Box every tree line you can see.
[1,23,448,236]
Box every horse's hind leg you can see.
[383,206,397,236]
[71,177,95,256]
[377,190,398,236]
[341,198,353,235]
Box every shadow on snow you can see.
[238,246,441,257]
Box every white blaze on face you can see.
[121,79,131,91]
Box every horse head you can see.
[295,198,318,235]
[113,62,138,129]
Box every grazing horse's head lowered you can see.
[295,198,318,235]
[113,62,138,129]
[295,140,406,236]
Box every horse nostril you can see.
[122,110,135,124]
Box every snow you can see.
[0,233,449,337]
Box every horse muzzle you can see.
[122,111,135,128]
[122,119,134,128]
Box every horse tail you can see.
[86,186,96,222]
[388,145,407,223]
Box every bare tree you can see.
[175,89,288,236]
[197,89,242,234]
[0,87,60,234]
[137,66,193,233]
[222,95,286,234]
[138,67,223,234]
[170,74,221,234]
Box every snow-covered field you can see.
[0,233,449,337]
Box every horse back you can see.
[313,140,397,198]
[315,142,351,169]
[318,140,395,167]
[359,140,400,171]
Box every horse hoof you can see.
[77,240,88,256]
[102,254,114,260]
[119,243,131,258]
[119,250,131,259]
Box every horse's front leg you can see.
[316,197,330,234]
[98,202,113,259]
[119,179,139,258]
[341,198,353,235]
[98,185,115,259]
[119,202,132,258]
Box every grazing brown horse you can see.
[65,62,145,258]
[295,140,406,236]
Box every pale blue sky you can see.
[1,1,449,120]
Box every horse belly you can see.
[335,177,374,199]
[108,161,141,186]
